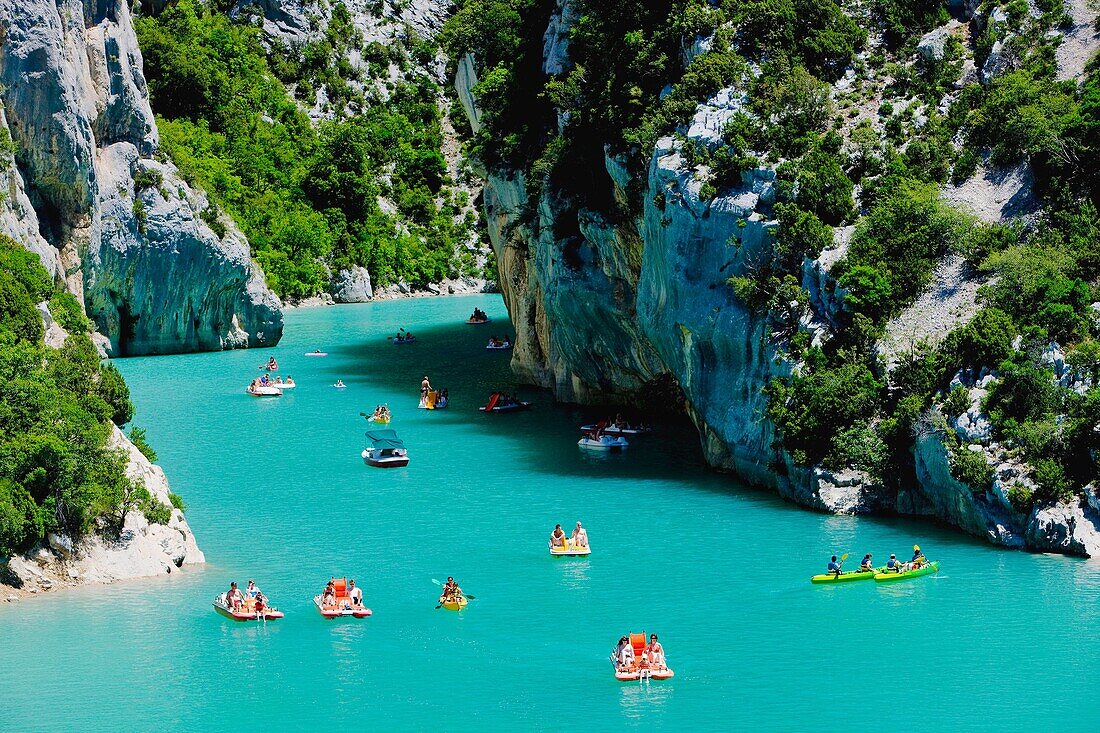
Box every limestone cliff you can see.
[455,4,1100,557]
[0,0,282,354]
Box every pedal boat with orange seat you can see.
[549,538,591,556]
[614,633,674,681]
[212,593,284,621]
[314,577,373,619]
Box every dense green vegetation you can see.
[0,237,174,557]
[135,0,483,298]
[445,0,1100,510]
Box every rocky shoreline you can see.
[1,425,205,603]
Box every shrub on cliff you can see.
[0,236,179,555]
[949,445,993,493]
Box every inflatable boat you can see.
[247,384,283,397]
[314,578,372,618]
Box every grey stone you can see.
[330,266,374,303]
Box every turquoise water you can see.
[3,294,1100,731]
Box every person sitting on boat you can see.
[349,580,363,607]
[245,580,260,599]
[335,380,346,388]
[645,634,666,670]
[571,521,588,548]
[886,554,900,573]
[618,639,636,671]
[611,636,629,668]
[285,376,294,386]
[438,389,448,408]
[260,373,271,386]
[254,592,267,617]
[911,545,925,566]
[827,555,843,578]
[322,580,336,608]
[226,582,244,610]
[859,554,874,572]
[550,524,566,548]
[440,577,462,603]
[273,376,283,385]
[267,357,278,368]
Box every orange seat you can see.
[333,578,348,600]
[629,633,646,661]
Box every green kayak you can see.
[873,561,940,582]
[810,568,883,584]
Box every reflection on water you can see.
[618,679,675,721]
[553,557,592,589]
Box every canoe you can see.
[442,595,468,611]
[874,561,940,582]
[466,318,489,325]
[393,337,416,345]
[810,568,883,584]
[549,540,591,556]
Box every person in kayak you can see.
[550,524,566,548]
[440,577,462,604]
[226,582,244,610]
[571,521,589,548]
[827,555,843,578]
[910,545,926,570]
[645,634,666,670]
[886,554,900,572]
[349,580,364,608]
[859,554,874,572]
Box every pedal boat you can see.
[314,578,372,618]
[212,594,284,621]
[614,633,674,681]
[549,538,591,556]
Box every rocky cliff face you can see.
[0,0,282,354]
[456,4,1100,557]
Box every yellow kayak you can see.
[441,595,468,611]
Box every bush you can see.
[129,427,158,463]
[1007,483,1034,513]
[168,493,187,511]
[142,499,173,526]
[825,423,888,477]
[48,291,91,333]
[941,308,1016,372]
[98,363,134,426]
[950,445,993,492]
[943,386,971,418]
[132,167,163,192]
[985,355,1060,426]
[1032,458,1072,503]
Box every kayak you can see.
[304,351,327,357]
[549,540,591,556]
[367,415,391,424]
[394,337,416,345]
[810,568,883,584]
[486,343,511,350]
[441,595,468,611]
[874,561,940,582]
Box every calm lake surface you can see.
[2,294,1099,731]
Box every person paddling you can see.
[827,555,843,578]
[439,576,462,604]
[911,545,926,570]
[886,554,900,573]
[860,554,874,572]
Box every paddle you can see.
[833,552,849,577]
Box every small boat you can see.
[419,391,448,410]
[333,383,347,389]
[579,424,651,437]
[486,342,511,350]
[614,633,674,681]
[259,362,278,371]
[366,414,390,423]
[362,429,409,468]
[466,318,489,325]
[314,578,372,619]
[394,336,417,345]
[549,539,591,557]
[304,351,328,357]
[270,380,295,390]
[810,569,883,584]
[578,435,628,452]
[247,384,283,397]
[874,561,940,582]
[441,595,468,611]
[212,593,284,621]
[479,393,530,412]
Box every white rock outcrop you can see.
[5,425,204,595]
[330,266,374,303]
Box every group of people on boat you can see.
[225,580,269,613]
[394,329,416,343]
[320,577,365,609]
[486,335,512,348]
[826,545,929,577]
[438,577,463,605]
[549,521,589,549]
[369,404,391,421]
[492,393,522,408]
[468,308,489,323]
[612,634,667,673]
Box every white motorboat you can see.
[247,384,283,397]
[270,380,296,389]
[362,429,409,468]
[578,435,629,452]
[579,424,650,437]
